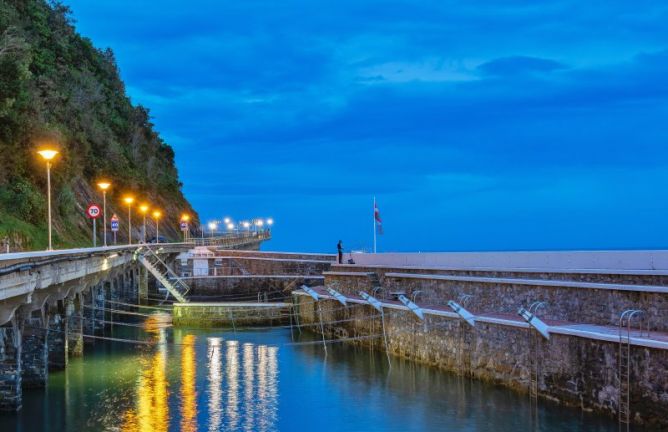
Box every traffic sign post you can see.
[86,204,102,247]
[110,214,119,245]
[180,221,188,242]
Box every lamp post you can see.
[152,210,162,243]
[208,222,217,238]
[139,204,149,243]
[37,149,59,250]
[123,196,134,244]
[255,219,264,234]
[97,181,111,246]
[181,214,191,242]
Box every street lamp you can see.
[227,223,234,231]
[139,204,149,243]
[242,221,250,231]
[255,219,264,231]
[208,222,217,237]
[97,181,111,246]
[181,214,191,242]
[267,218,274,226]
[123,196,134,244]
[37,149,59,250]
[152,210,161,243]
[223,217,231,224]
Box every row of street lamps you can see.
[206,217,274,236]
[37,148,186,250]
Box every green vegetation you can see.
[0,0,196,250]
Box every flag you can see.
[374,200,383,235]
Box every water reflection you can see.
[3,328,622,432]
[180,334,198,432]
[82,325,281,432]
[121,327,169,432]
[226,340,240,430]
[207,337,223,432]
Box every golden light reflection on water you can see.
[120,331,279,432]
[181,334,198,432]
[121,328,169,432]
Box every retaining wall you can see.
[183,276,324,301]
[327,265,668,332]
[172,302,289,327]
[294,294,668,428]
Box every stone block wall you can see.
[0,323,21,411]
[327,266,668,332]
[172,303,289,328]
[184,276,324,301]
[295,294,668,428]
[46,312,67,371]
[20,322,47,388]
[213,250,336,261]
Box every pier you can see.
[2,244,667,429]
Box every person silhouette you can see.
[337,240,343,264]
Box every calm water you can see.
[2,315,620,432]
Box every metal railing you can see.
[191,231,271,248]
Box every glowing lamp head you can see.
[223,217,231,224]
[256,220,264,227]
[208,222,217,231]
[227,223,234,230]
[139,204,149,214]
[37,149,59,161]
[152,210,162,219]
[123,196,134,205]
[267,218,274,225]
[97,181,111,191]
[243,221,250,228]
[181,214,191,222]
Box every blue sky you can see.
[66,1,668,252]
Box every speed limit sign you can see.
[86,204,102,219]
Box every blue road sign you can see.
[111,215,119,232]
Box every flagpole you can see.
[373,196,377,253]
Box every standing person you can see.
[337,240,343,264]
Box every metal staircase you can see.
[135,246,190,303]
[230,259,250,275]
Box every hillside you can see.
[0,0,198,250]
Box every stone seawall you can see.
[294,294,668,428]
[326,265,668,332]
[211,250,336,261]
[183,276,324,301]
[176,252,333,277]
[172,302,289,327]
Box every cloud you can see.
[477,56,566,76]
[65,0,668,251]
